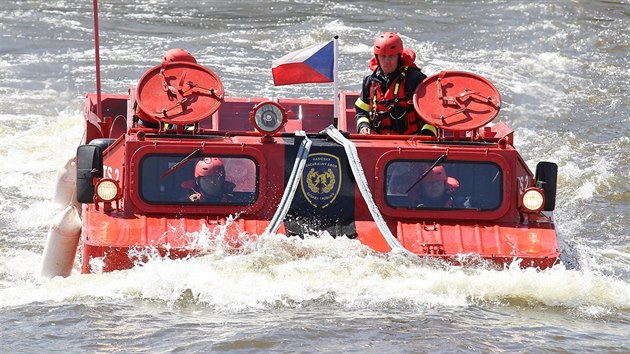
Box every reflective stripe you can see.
[371,85,378,112]
[355,97,370,112]
[392,68,406,99]
[421,123,437,136]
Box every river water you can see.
[1,0,629,352]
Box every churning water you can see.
[1,1,629,352]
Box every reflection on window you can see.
[140,154,257,205]
[385,160,502,210]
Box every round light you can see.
[96,179,120,202]
[255,104,282,131]
[249,101,287,136]
[522,188,544,212]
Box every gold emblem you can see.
[306,168,336,194]
[300,153,342,208]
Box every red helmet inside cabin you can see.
[195,158,225,178]
[162,48,197,64]
[421,165,460,192]
[374,32,403,56]
[422,166,447,183]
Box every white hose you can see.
[264,131,312,234]
[324,125,412,254]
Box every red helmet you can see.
[422,166,447,183]
[195,158,225,178]
[374,32,403,56]
[162,48,197,64]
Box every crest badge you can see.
[300,153,342,208]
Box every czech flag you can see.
[272,40,335,86]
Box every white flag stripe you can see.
[271,41,332,68]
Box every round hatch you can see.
[136,62,224,125]
[413,71,501,131]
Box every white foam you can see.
[2,234,629,317]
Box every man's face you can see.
[377,54,399,74]
[421,180,445,200]
[198,175,224,196]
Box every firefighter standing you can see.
[355,32,436,136]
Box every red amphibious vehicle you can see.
[43,46,562,276]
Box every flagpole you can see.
[333,35,339,128]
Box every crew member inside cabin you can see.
[181,157,236,202]
[355,32,437,136]
[414,166,459,208]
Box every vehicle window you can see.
[140,154,257,205]
[385,160,502,210]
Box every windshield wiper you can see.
[160,148,202,179]
[405,154,447,193]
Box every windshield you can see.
[385,160,502,210]
[140,154,257,205]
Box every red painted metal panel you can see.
[81,211,270,273]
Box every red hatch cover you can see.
[136,62,224,125]
[413,71,501,131]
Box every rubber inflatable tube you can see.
[52,156,79,210]
[41,205,82,278]
[325,125,412,255]
[265,131,312,234]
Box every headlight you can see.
[95,179,121,202]
[249,101,287,136]
[521,187,545,213]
